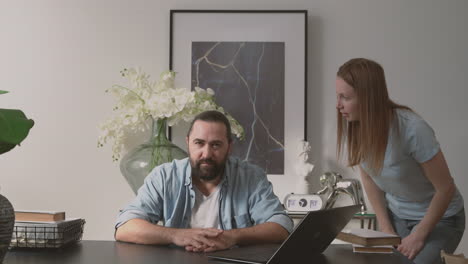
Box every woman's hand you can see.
[397,231,425,260]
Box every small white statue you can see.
[294,140,314,193]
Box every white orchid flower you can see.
[98,68,245,161]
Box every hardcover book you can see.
[15,211,65,222]
[353,244,394,254]
[337,228,401,246]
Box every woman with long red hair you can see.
[335,58,465,264]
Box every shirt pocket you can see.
[232,213,252,228]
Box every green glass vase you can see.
[120,118,188,194]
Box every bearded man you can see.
[115,110,293,252]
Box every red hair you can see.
[336,58,410,173]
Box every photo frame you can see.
[170,10,307,177]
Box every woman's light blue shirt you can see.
[115,156,293,233]
[361,109,464,220]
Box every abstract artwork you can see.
[191,41,285,174]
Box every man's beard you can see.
[190,156,228,182]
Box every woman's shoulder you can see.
[393,108,439,160]
[395,108,424,123]
[394,108,432,133]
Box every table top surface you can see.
[4,240,414,264]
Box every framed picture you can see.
[170,10,307,177]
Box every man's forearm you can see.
[115,218,174,245]
[225,222,289,246]
[116,218,225,249]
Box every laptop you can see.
[207,205,360,264]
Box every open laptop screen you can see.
[207,205,360,264]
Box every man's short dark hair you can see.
[187,110,232,143]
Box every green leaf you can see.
[0,90,8,95]
[0,108,34,155]
[0,143,15,154]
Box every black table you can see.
[4,240,414,264]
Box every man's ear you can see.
[186,136,189,147]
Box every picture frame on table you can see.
[169,10,307,177]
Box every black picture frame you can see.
[169,10,307,177]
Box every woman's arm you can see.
[413,150,455,239]
[358,166,396,235]
[397,150,455,259]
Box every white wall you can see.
[1,0,467,254]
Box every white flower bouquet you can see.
[98,68,244,161]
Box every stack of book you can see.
[15,210,66,222]
[11,210,85,248]
[336,228,401,254]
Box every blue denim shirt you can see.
[115,156,293,233]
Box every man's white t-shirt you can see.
[190,185,221,229]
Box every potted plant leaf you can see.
[0,90,34,263]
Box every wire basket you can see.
[10,218,85,248]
